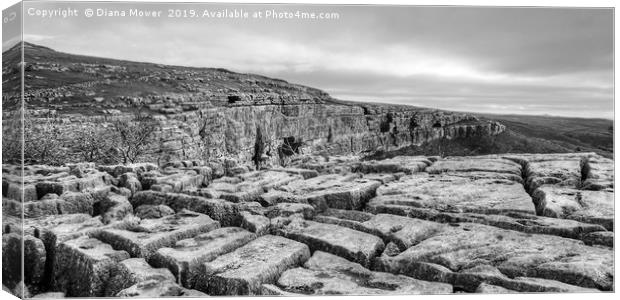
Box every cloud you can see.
[23,34,56,42]
[2,36,21,51]
[20,2,613,119]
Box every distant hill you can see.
[2,42,334,114]
[367,113,613,159]
[479,114,612,157]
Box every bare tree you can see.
[278,136,303,167]
[73,125,119,164]
[252,126,266,169]
[112,110,158,164]
[2,109,23,164]
[22,112,67,165]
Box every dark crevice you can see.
[579,157,590,189]
[504,157,540,216]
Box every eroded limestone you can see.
[195,235,310,295]
[276,219,384,267]
[150,227,256,288]
[375,173,535,215]
[92,210,220,259]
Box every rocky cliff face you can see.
[4,43,504,166]
[130,102,504,165]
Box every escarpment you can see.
[129,101,504,165]
[3,42,505,166]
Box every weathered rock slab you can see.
[427,158,522,176]
[268,167,319,179]
[315,211,445,251]
[92,210,220,260]
[276,219,384,267]
[195,235,310,295]
[276,251,452,295]
[367,202,607,241]
[2,233,24,287]
[375,173,535,215]
[376,222,613,291]
[98,193,133,224]
[54,236,130,297]
[134,204,175,219]
[582,231,613,247]
[116,279,207,297]
[582,156,614,191]
[352,156,431,174]
[105,258,176,296]
[532,186,613,230]
[525,159,582,190]
[150,227,256,287]
[277,174,381,210]
[240,212,271,235]
[131,191,240,226]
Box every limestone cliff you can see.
[3,42,505,165]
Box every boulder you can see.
[24,235,47,286]
[6,183,38,201]
[119,173,142,195]
[54,236,130,297]
[99,193,133,224]
[2,233,23,287]
[57,192,95,215]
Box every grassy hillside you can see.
[480,114,612,157]
[2,42,333,113]
[368,114,613,159]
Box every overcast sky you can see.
[10,2,614,118]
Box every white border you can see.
[0,1,617,300]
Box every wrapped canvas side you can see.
[2,1,25,299]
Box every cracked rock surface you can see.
[2,152,614,296]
